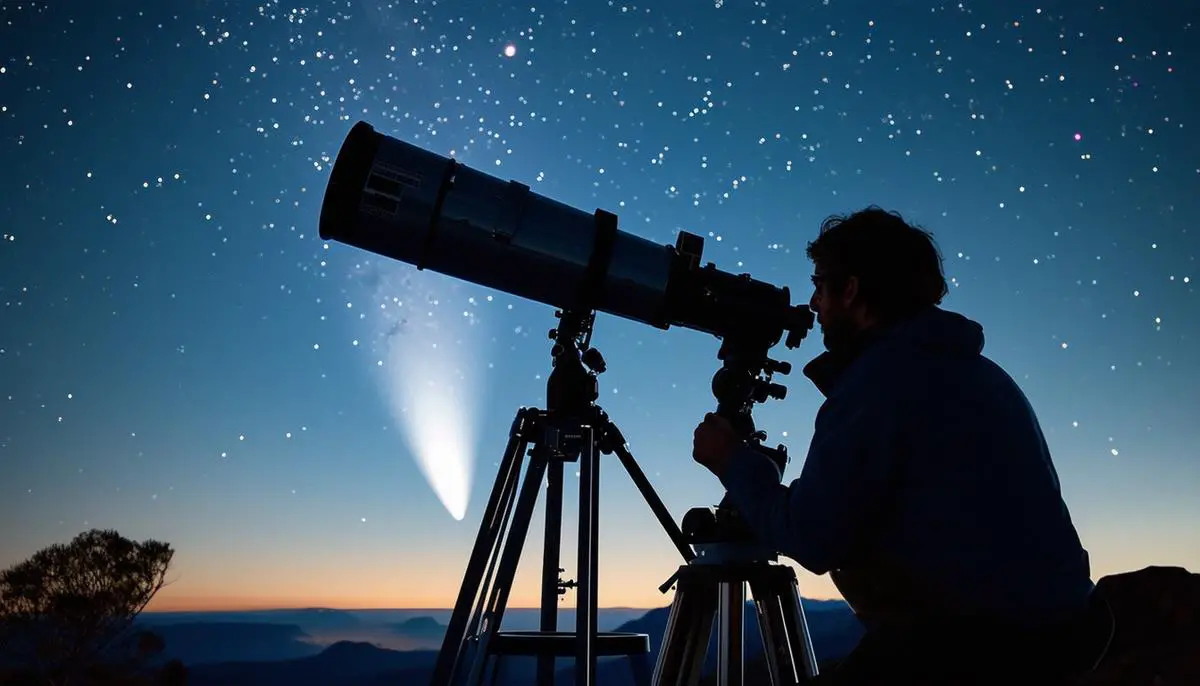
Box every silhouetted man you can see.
[692,207,1097,684]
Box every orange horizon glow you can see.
[135,533,1187,615]
[144,591,846,614]
[141,558,847,613]
[133,527,1184,614]
[143,598,684,613]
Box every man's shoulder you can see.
[828,342,924,400]
[828,345,1023,424]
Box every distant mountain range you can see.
[131,602,864,685]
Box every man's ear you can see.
[840,274,860,308]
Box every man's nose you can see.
[809,290,820,312]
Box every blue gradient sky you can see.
[1,1,1197,611]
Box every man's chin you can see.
[822,330,849,354]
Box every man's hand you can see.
[692,412,742,478]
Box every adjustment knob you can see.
[766,359,792,375]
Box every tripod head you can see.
[710,332,792,460]
[683,330,795,546]
[545,308,604,416]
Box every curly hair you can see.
[805,206,949,323]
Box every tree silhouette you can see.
[0,529,179,685]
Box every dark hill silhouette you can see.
[385,615,448,648]
[388,615,446,640]
[140,607,364,632]
[144,621,321,665]
[187,641,439,686]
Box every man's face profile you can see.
[809,268,859,353]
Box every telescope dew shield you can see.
[319,121,676,328]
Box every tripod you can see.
[651,334,821,686]
[653,541,820,685]
[430,309,696,686]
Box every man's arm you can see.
[718,395,900,575]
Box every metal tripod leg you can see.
[431,410,533,686]
[652,567,719,686]
[537,458,564,686]
[463,446,551,686]
[576,424,600,686]
[748,566,819,685]
[718,580,745,686]
[604,421,695,563]
[653,564,821,686]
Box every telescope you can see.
[319,121,821,686]
[319,121,813,359]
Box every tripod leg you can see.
[652,569,719,686]
[455,465,524,686]
[464,446,550,686]
[461,449,525,660]
[749,581,796,686]
[605,422,695,563]
[748,568,819,685]
[538,459,565,686]
[431,412,532,686]
[718,581,745,686]
[576,424,600,686]
[775,574,820,680]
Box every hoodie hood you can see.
[802,306,985,397]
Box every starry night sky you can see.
[1,1,1197,611]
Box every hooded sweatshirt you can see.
[719,305,1094,630]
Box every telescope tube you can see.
[320,121,677,327]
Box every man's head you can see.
[805,206,949,353]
